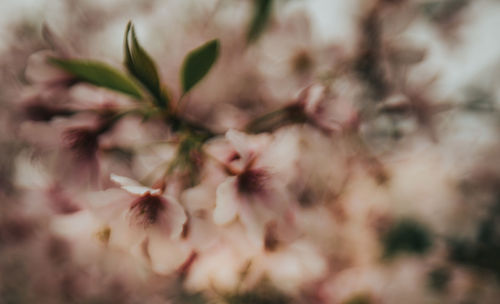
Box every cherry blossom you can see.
[212,129,295,246]
[86,174,190,275]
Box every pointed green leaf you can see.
[181,39,220,95]
[247,0,273,43]
[49,58,142,99]
[124,22,169,108]
[124,22,133,74]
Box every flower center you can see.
[62,127,99,160]
[129,193,166,227]
[24,103,74,122]
[237,168,268,196]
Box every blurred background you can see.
[2,0,500,303]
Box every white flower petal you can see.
[110,174,142,188]
[184,245,244,292]
[293,241,327,279]
[110,173,161,196]
[14,152,52,189]
[19,121,61,148]
[49,210,105,264]
[213,177,239,225]
[24,50,70,84]
[264,180,293,215]
[302,84,326,115]
[108,212,145,250]
[186,216,218,251]
[317,118,342,132]
[163,194,187,239]
[147,232,191,275]
[122,186,161,196]
[50,210,100,240]
[239,203,266,246]
[85,188,131,222]
[181,184,216,213]
[226,129,251,160]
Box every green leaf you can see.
[181,39,220,95]
[49,58,142,99]
[124,22,169,108]
[247,0,273,43]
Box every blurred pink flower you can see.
[24,50,73,86]
[245,239,327,294]
[213,129,293,246]
[295,83,360,134]
[86,174,190,275]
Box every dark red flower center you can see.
[62,127,99,160]
[24,103,74,122]
[237,168,268,196]
[129,193,166,227]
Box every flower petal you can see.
[213,177,239,225]
[110,174,142,188]
[301,84,326,115]
[239,202,266,247]
[25,50,71,85]
[147,231,191,275]
[163,194,187,239]
[183,244,244,292]
[111,174,160,195]
[226,129,272,164]
[108,210,145,250]
[85,188,132,222]
[122,185,161,196]
[226,129,250,160]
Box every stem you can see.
[245,107,290,133]
[245,104,307,133]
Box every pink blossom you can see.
[212,129,294,246]
[86,174,190,275]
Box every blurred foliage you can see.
[169,134,206,186]
[246,104,307,133]
[420,0,470,23]
[172,290,208,304]
[427,266,451,293]
[449,209,500,278]
[462,88,495,112]
[101,147,134,165]
[225,291,290,304]
[354,6,388,101]
[247,0,273,43]
[222,280,290,304]
[382,219,433,258]
[342,293,373,304]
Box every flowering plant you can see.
[2,0,500,303]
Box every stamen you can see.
[237,168,268,196]
[228,152,241,162]
[129,193,166,227]
[62,127,99,160]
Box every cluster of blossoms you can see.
[2,0,500,303]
